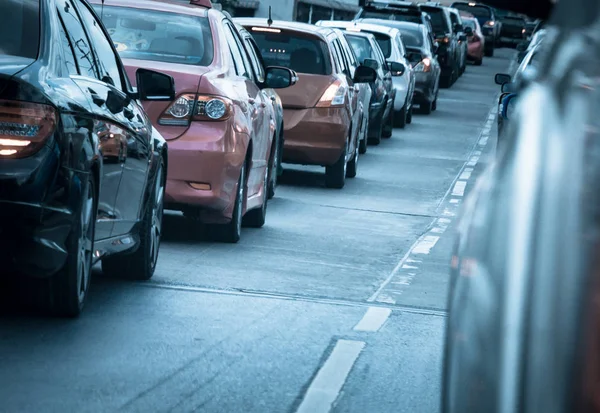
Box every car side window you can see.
[339,37,357,78]
[223,22,253,81]
[57,0,98,79]
[332,40,349,77]
[57,17,79,76]
[243,38,265,84]
[74,0,123,89]
[395,34,406,56]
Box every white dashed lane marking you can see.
[353,307,392,332]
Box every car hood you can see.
[0,55,35,77]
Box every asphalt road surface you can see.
[0,50,515,413]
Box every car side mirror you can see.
[387,61,405,76]
[135,68,175,101]
[464,26,473,36]
[264,66,296,89]
[353,65,377,83]
[362,58,379,70]
[495,73,512,86]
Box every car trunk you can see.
[122,58,209,141]
[276,74,335,109]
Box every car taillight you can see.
[436,36,450,44]
[159,94,233,125]
[316,79,347,108]
[484,20,495,27]
[0,99,56,159]
[414,58,432,73]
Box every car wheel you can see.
[475,58,483,66]
[267,134,278,200]
[393,103,407,129]
[441,74,452,88]
[406,104,413,124]
[421,101,433,115]
[346,139,359,178]
[432,97,438,112]
[382,104,395,138]
[243,167,268,228]
[51,175,97,317]
[485,45,494,57]
[325,141,347,189]
[209,162,246,243]
[102,159,165,281]
[368,111,384,145]
[359,116,368,154]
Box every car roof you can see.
[317,20,400,37]
[87,0,210,17]
[363,0,421,10]
[451,2,493,11]
[343,30,377,41]
[234,17,337,41]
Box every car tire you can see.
[102,159,165,281]
[51,174,97,317]
[406,105,413,124]
[441,74,452,88]
[209,162,246,243]
[485,45,494,57]
[421,100,433,115]
[393,103,407,129]
[243,167,268,228]
[432,97,438,112]
[267,133,279,200]
[382,104,394,138]
[359,116,368,154]
[368,112,384,145]
[475,58,483,66]
[346,140,359,179]
[325,141,347,189]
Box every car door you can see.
[222,20,269,197]
[371,38,392,105]
[73,0,152,236]
[56,0,126,240]
[331,37,358,150]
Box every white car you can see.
[316,20,416,129]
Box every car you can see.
[419,3,462,87]
[316,20,415,129]
[447,7,469,76]
[355,1,436,45]
[342,30,397,143]
[92,0,296,243]
[234,23,290,195]
[238,18,377,188]
[516,22,546,63]
[460,12,485,65]
[0,0,177,316]
[393,22,442,114]
[450,2,501,57]
[498,15,526,48]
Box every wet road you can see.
[0,50,514,413]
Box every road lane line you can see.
[295,340,365,413]
[451,180,467,197]
[353,307,392,332]
[412,235,440,255]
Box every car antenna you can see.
[267,6,273,27]
[100,0,105,20]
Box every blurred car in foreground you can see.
[343,31,396,146]
[239,18,377,188]
[498,15,526,48]
[0,0,176,316]
[451,1,501,56]
[94,0,296,243]
[316,20,415,128]
[461,13,485,65]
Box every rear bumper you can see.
[467,41,484,60]
[413,73,437,104]
[163,121,246,222]
[499,36,524,46]
[282,107,350,166]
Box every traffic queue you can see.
[0,0,509,316]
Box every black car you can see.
[419,3,461,88]
[356,0,436,45]
[0,0,176,316]
[343,31,398,142]
[451,2,501,56]
[394,22,442,114]
[499,15,526,47]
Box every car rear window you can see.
[420,7,450,35]
[94,6,214,66]
[361,11,422,24]
[463,19,477,30]
[452,4,491,25]
[0,0,40,59]
[251,31,332,75]
[398,28,423,48]
[345,34,375,64]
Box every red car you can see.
[461,12,485,66]
[91,0,295,243]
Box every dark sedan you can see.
[394,22,442,114]
[0,0,175,316]
[343,31,400,141]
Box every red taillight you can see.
[158,94,233,126]
[0,100,57,159]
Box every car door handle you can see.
[88,88,105,107]
[270,96,276,102]
[248,98,256,105]
[260,102,267,108]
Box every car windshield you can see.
[0,0,40,59]
[398,28,423,48]
[452,5,491,25]
[345,34,375,64]
[360,11,422,24]
[94,6,214,66]
[251,31,332,75]
[421,7,450,35]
